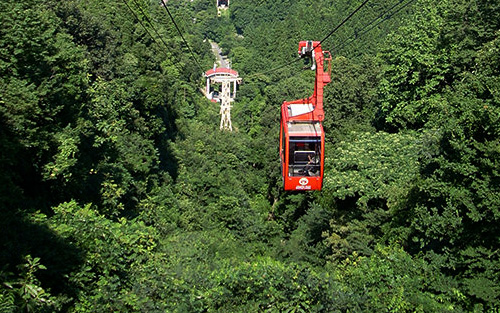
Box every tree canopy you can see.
[1,0,499,311]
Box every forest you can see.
[0,0,499,311]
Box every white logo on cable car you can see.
[299,178,309,186]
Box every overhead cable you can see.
[247,0,371,80]
[121,0,183,73]
[161,2,205,73]
[317,0,371,46]
[337,0,417,51]
[131,0,171,51]
[121,0,160,47]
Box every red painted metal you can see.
[280,41,332,191]
[205,68,239,78]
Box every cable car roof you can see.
[287,103,314,117]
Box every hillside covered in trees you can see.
[1,0,499,311]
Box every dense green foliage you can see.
[1,0,499,311]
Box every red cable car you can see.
[280,41,332,190]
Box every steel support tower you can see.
[204,67,241,131]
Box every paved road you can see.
[210,41,229,68]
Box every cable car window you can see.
[288,136,321,177]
